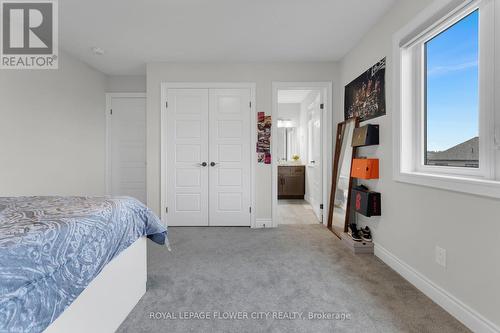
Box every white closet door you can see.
[208,89,251,226]
[166,89,209,226]
[109,96,146,203]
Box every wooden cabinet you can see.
[278,166,305,199]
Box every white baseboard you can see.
[304,194,311,203]
[374,243,499,333]
[254,218,273,228]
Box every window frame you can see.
[414,1,492,178]
[393,0,499,197]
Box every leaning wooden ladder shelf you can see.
[328,120,381,254]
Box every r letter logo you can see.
[1,0,58,69]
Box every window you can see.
[394,0,498,198]
[424,10,479,169]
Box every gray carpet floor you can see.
[117,225,469,333]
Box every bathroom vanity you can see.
[278,165,305,199]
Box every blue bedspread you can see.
[0,196,167,333]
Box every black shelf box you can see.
[351,185,381,217]
[352,124,379,147]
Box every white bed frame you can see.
[44,237,147,333]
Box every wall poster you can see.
[344,57,386,122]
[256,111,271,164]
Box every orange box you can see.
[351,159,379,179]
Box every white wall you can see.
[339,0,500,330]
[0,51,107,196]
[146,62,339,218]
[107,75,146,92]
[277,103,301,123]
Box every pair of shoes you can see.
[348,224,372,242]
[348,223,362,242]
[359,226,372,242]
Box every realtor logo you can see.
[1,0,58,69]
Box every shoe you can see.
[354,184,369,191]
[348,223,362,242]
[360,226,372,242]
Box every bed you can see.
[0,196,167,333]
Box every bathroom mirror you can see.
[277,120,297,161]
[327,118,358,238]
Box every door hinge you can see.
[110,109,112,115]
[320,204,324,209]
[165,207,168,213]
[165,101,168,108]
[320,103,324,110]
[249,101,252,108]
[249,206,252,214]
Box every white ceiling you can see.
[60,0,396,75]
[278,90,312,104]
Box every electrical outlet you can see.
[435,246,447,268]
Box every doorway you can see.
[160,83,256,227]
[106,93,147,204]
[272,82,333,227]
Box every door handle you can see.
[210,162,219,167]
[198,162,207,167]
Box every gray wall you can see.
[146,62,339,218]
[338,0,500,328]
[107,75,146,92]
[0,51,107,196]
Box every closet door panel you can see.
[208,89,251,226]
[166,89,209,226]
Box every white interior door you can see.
[108,96,146,203]
[166,89,209,226]
[306,94,323,221]
[209,89,251,226]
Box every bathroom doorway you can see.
[272,82,332,226]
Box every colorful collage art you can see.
[256,112,271,164]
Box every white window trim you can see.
[393,0,500,198]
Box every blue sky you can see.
[426,10,479,152]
